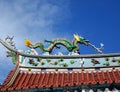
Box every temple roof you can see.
[0,37,120,91]
[0,63,120,91]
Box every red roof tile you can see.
[1,69,120,91]
[0,63,19,91]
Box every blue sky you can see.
[0,0,120,83]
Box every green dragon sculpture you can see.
[0,34,104,64]
[25,34,89,53]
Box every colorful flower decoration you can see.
[105,57,110,61]
[37,58,41,62]
[55,68,58,71]
[34,63,38,66]
[28,59,38,66]
[60,58,64,62]
[70,60,75,64]
[28,68,31,71]
[46,58,51,62]
[106,61,110,66]
[112,58,116,62]
[81,68,84,71]
[117,60,120,65]
[54,61,58,65]
[62,63,68,67]
[112,66,115,70]
[41,61,45,65]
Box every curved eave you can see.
[1,66,120,91]
[0,63,19,91]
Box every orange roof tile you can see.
[1,69,120,91]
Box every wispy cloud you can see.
[0,0,70,83]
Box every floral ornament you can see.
[46,58,51,62]
[34,63,38,66]
[50,61,58,65]
[62,63,68,67]
[81,68,84,71]
[28,67,31,71]
[112,66,115,70]
[55,68,58,71]
[105,57,110,61]
[54,61,58,65]
[112,58,116,62]
[117,60,120,65]
[59,58,64,62]
[41,61,45,65]
[37,58,41,62]
[70,60,75,64]
[28,59,38,66]
[106,61,110,66]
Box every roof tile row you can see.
[1,70,120,91]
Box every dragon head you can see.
[74,34,89,45]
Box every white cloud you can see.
[0,0,70,83]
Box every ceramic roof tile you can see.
[15,73,27,90]
[53,72,59,88]
[1,70,120,91]
[28,73,36,88]
[98,72,105,84]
